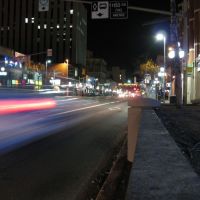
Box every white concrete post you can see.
[128,107,142,162]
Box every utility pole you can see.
[170,0,182,107]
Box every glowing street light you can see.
[168,46,185,59]
[179,50,185,58]
[45,59,51,81]
[168,49,175,59]
[156,33,165,41]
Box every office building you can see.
[0,0,87,68]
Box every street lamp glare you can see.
[156,33,165,41]
[65,59,69,64]
[168,50,175,59]
[160,67,165,72]
[179,50,185,58]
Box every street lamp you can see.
[45,60,51,78]
[64,59,69,79]
[168,45,185,105]
[155,32,166,102]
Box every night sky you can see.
[86,0,183,77]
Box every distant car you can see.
[133,85,141,96]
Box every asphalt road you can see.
[0,89,128,200]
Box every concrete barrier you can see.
[127,97,160,162]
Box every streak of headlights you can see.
[0,98,56,115]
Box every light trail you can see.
[0,99,56,115]
[52,101,120,116]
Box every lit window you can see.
[57,24,60,28]
[70,38,72,41]
[70,9,74,14]
[25,18,28,23]
[38,25,41,29]
[44,24,47,29]
[31,18,34,23]
[70,25,73,28]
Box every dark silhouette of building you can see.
[0,0,87,68]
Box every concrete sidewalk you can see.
[126,109,200,200]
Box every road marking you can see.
[109,107,121,111]
[58,98,78,101]
[52,101,120,116]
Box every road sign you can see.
[91,1,109,19]
[47,49,52,56]
[110,1,128,19]
[39,0,49,12]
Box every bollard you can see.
[127,97,160,162]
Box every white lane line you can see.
[52,101,120,116]
[81,101,99,106]
[109,107,121,111]
[57,98,78,102]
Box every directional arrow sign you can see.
[91,1,109,19]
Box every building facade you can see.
[180,0,200,103]
[111,66,126,83]
[86,51,108,84]
[86,58,108,84]
[0,0,87,67]
[188,0,200,102]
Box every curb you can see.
[95,138,130,200]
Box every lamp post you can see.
[45,59,51,82]
[156,33,166,103]
[65,59,69,96]
[65,59,69,80]
[46,60,51,75]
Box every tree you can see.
[139,59,159,76]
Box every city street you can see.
[0,89,128,200]
[0,1,193,199]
